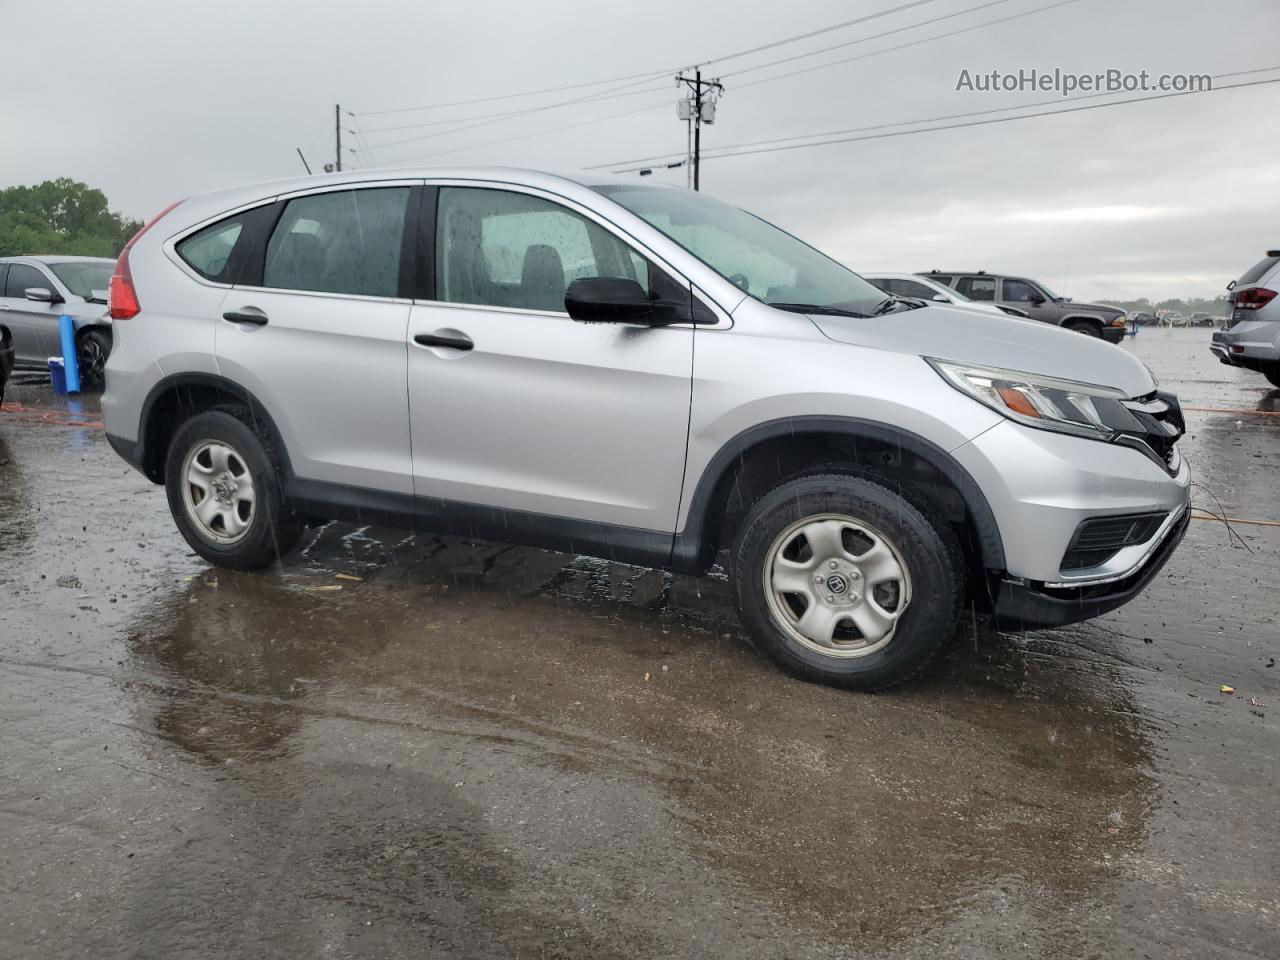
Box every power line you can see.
[730,0,1085,94]
[354,80,670,141]
[354,0,947,119]
[719,0,1017,79]
[356,68,674,117]
[697,0,948,69]
[595,65,1280,171]
[357,76,671,152]
[377,100,674,167]
[607,76,1279,170]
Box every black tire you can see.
[1063,319,1102,338]
[164,408,302,570]
[76,328,111,388]
[730,473,963,691]
[1264,364,1280,388]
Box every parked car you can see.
[0,256,116,386]
[917,270,1128,343]
[1128,311,1158,326]
[0,321,12,407]
[1189,312,1214,327]
[1211,250,1280,386]
[101,170,1190,690]
[862,273,1030,319]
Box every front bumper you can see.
[991,507,1189,629]
[1102,324,1127,344]
[952,418,1190,622]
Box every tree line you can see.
[0,178,142,259]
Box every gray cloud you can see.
[4,0,1277,300]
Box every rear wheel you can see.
[1063,319,1102,337]
[731,473,963,690]
[76,328,111,388]
[164,409,302,569]
[1264,364,1280,388]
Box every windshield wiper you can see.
[871,296,926,316]
[770,302,868,318]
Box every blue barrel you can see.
[59,314,80,393]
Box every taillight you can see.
[1233,287,1276,311]
[109,199,184,320]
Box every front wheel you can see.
[731,474,963,690]
[164,409,302,570]
[1063,320,1102,337]
[76,328,111,388]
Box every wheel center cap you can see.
[826,573,849,595]
[213,479,232,500]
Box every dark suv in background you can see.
[918,271,1128,343]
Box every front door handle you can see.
[414,332,473,351]
[222,309,268,326]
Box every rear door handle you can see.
[222,309,268,326]
[414,332,473,351]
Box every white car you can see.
[863,272,1029,319]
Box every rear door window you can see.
[263,187,411,298]
[955,276,996,301]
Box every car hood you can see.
[1062,299,1125,317]
[808,303,1155,397]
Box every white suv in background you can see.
[862,272,1029,319]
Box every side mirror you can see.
[565,277,661,324]
[1028,295,1045,306]
[932,294,949,302]
[25,287,61,304]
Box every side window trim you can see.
[416,179,723,327]
[166,179,423,301]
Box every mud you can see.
[1,329,1276,959]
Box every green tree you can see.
[0,178,142,258]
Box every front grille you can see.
[1117,391,1184,472]
[1061,512,1168,571]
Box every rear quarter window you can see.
[1237,255,1280,286]
[177,205,276,284]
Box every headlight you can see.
[927,359,1144,441]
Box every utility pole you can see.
[335,103,342,173]
[675,70,723,191]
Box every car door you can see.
[953,275,998,306]
[998,278,1053,324]
[214,182,418,495]
[406,183,694,543]
[1,262,62,364]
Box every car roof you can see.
[159,166,682,237]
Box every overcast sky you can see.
[5,0,1278,301]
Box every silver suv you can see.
[1211,250,1280,386]
[0,256,116,384]
[101,169,1190,690]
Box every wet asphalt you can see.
[0,327,1276,959]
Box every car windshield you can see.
[49,261,114,300]
[1036,280,1061,300]
[595,185,886,316]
